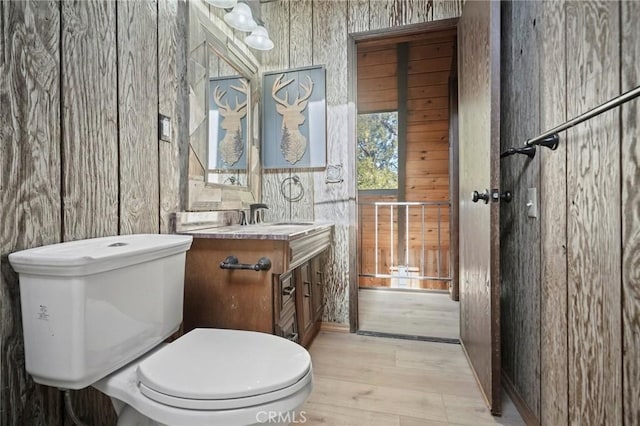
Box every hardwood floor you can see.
[302,331,524,425]
[358,289,460,339]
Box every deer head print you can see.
[271,74,314,164]
[213,79,248,167]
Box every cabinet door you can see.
[276,304,299,343]
[311,255,324,321]
[275,270,296,318]
[297,262,314,337]
[274,271,298,343]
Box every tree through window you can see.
[357,112,399,190]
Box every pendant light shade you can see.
[224,2,257,32]
[206,0,237,8]
[245,26,274,51]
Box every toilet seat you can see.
[136,328,311,410]
[138,367,312,410]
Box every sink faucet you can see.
[238,210,248,226]
[249,204,269,224]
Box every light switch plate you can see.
[159,114,171,142]
[526,187,538,219]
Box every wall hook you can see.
[527,134,559,150]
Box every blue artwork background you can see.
[208,76,248,170]
[262,66,326,169]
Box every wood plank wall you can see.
[0,1,188,423]
[621,2,640,422]
[260,0,463,323]
[500,0,542,418]
[357,44,398,112]
[500,0,639,423]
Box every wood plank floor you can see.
[302,331,524,425]
[359,289,460,339]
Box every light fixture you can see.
[224,2,257,32]
[245,25,274,51]
[206,0,237,8]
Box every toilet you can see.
[8,234,313,426]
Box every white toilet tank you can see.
[8,234,193,390]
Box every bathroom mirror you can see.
[188,0,261,210]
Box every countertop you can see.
[180,221,334,241]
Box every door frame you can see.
[347,18,460,333]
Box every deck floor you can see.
[358,289,460,340]
[302,331,524,425]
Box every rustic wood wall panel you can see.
[566,2,621,424]
[538,1,568,424]
[621,1,640,422]
[1,0,187,422]
[61,1,118,241]
[0,0,62,254]
[406,0,432,25]
[259,0,290,223]
[0,1,63,423]
[312,0,350,323]
[286,0,315,222]
[348,0,369,33]
[499,0,541,418]
[368,0,395,31]
[432,0,463,21]
[60,1,120,422]
[118,0,160,235]
[159,0,188,233]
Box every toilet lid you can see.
[136,328,311,402]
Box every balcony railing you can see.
[358,201,451,288]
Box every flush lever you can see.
[472,189,491,204]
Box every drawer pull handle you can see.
[283,286,296,296]
[286,332,298,342]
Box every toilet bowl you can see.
[96,329,313,426]
[8,234,313,425]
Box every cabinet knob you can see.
[282,286,295,296]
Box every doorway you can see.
[351,20,460,341]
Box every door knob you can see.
[490,190,512,203]
[472,189,490,204]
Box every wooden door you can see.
[457,0,501,415]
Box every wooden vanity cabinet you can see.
[184,232,329,348]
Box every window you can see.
[357,112,399,190]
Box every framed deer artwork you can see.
[208,76,249,172]
[262,66,326,169]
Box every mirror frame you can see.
[187,0,261,211]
